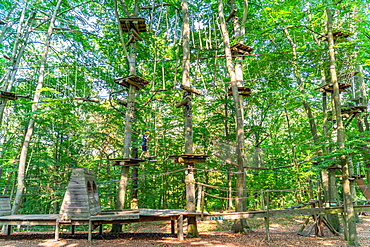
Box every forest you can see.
[0,0,369,245]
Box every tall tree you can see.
[217,0,247,233]
[326,7,358,246]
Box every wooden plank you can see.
[90,214,139,221]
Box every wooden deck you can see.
[0,206,369,241]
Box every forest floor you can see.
[0,215,369,246]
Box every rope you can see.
[131,168,186,180]
[196,182,238,193]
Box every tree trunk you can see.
[12,0,63,215]
[181,0,198,238]
[326,8,358,245]
[112,0,138,232]
[218,0,246,233]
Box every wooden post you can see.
[317,180,324,236]
[88,220,92,241]
[177,215,184,240]
[99,224,103,235]
[185,164,198,237]
[171,220,175,234]
[264,191,270,241]
[197,184,202,212]
[201,190,205,221]
[55,220,59,241]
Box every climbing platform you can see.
[119,18,147,33]
[0,91,16,100]
[114,75,150,89]
[341,106,367,118]
[230,43,253,56]
[110,158,145,166]
[168,154,209,164]
[227,86,251,96]
[315,82,351,93]
[328,105,367,121]
[318,31,351,42]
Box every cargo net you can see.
[212,140,265,168]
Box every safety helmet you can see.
[145,130,150,133]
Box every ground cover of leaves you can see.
[0,215,369,246]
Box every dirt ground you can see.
[0,215,369,247]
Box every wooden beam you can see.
[213,153,238,167]
[180,84,201,95]
[74,97,99,103]
[175,97,191,108]
[271,165,294,170]
[126,36,135,47]
[244,166,268,170]
[130,28,143,41]
[226,8,237,22]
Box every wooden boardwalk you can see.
[0,206,369,241]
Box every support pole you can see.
[264,191,270,241]
[177,215,184,240]
[55,220,59,241]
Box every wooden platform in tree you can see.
[315,82,351,93]
[119,18,147,33]
[341,106,367,116]
[231,43,253,56]
[228,86,251,96]
[318,31,351,42]
[114,75,150,89]
[0,91,16,100]
[110,158,145,166]
[325,164,342,169]
[168,154,209,164]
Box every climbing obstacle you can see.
[59,168,101,220]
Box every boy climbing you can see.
[139,130,150,159]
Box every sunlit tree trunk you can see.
[326,8,358,246]
[181,0,198,238]
[218,0,246,233]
